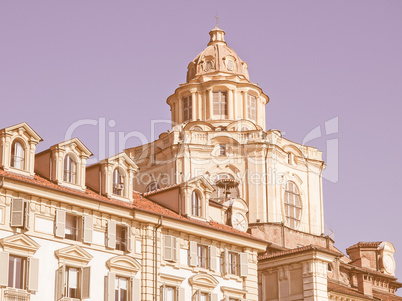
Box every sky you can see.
[1,0,402,289]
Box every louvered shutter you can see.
[132,278,141,301]
[160,284,165,301]
[24,201,30,230]
[172,236,177,262]
[55,209,66,238]
[56,265,66,299]
[189,241,197,267]
[82,215,93,244]
[106,272,115,301]
[178,287,185,301]
[164,235,176,261]
[107,221,116,249]
[209,246,217,271]
[0,252,9,287]
[223,248,229,275]
[81,266,91,299]
[27,257,39,292]
[239,252,248,277]
[125,225,132,252]
[211,293,218,301]
[10,199,24,227]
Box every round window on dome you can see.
[226,60,234,71]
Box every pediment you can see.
[189,274,219,288]
[101,152,138,171]
[106,255,141,275]
[0,233,40,256]
[1,122,42,143]
[51,138,93,158]
[186,175,214,192]
[55,245,93,265]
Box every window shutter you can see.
[56,264,66,300]
[189,241,197,267]
[106,272,115,301]
[132,277,141,301]
[164,235,176,261]
[107,221,116,249]
[55,209,66,238]
[0,252,9,287]
[209,246,217,272]
[10,199,24,227]
[82,215,93,244]
[172,236,177,262]
[160,284,165,301]
[178,287,185,301]
[81,266,91,299]
[24,201,30,230]
[240,252,248,277]
[211,293,218,301]
[223,248,229,275]
[27,257,39,292]
[125,225,132,252]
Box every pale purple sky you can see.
[1,0,402,286]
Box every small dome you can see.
[186,26,250,83]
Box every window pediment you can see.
[106,255,141,275]
[55,245,93,266]
[0,233,40,256]
[189,274,219,288]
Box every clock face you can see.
[383,254,394,274]
[232,212,247,232]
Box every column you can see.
[242,91,247,120]
[191,89,197,121]
[208,89,213,120]
[178,96,183,124]
[228,89,234,119]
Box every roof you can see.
[373,290,402,301]
[0,169,265,243]
[143,183,181,196]
[258,244,342,261]
[327,280,370,299]
[347,242,382,251]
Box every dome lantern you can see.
[208,26,226,46]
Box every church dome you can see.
[186,26,250,83]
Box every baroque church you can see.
[0,26,400,301]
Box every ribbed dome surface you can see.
[186,26,250,83]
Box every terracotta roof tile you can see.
[258,244,342,261]
[327,281,369,299]
[373,290,402,301]
[347,242,382,251]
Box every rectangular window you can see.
[197,245,208,269]
[10,199,29,230]
[219,144,226,156]
[65,213,80,241]
[57,265,90,300]
[8,255,26,289]
[194,290,215,301]
[228,252,238,275]
[66,267,80,298]
[163,235,177,262]
[116,225,127,251]
[213,91,227,117]
[183,96,192,122]
[247,94,256,121]
[115,276,128,301]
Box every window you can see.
[115,276,129,301]
[193,291,212,301]
[247,94,256,121]
[183,96,192,122]
[11,140,24,170]
[65,213,80,241]
[56,265,91,300]
[191,191,201,217]
[0,252,39,294]
[106,221,131,252]
[213,91,227,117]
[113,169,124,196]
[116,225,127,251]
[210,174,239,201]
[161,285,184,301]
[163,235,177,262]
[228,252,238,275]
[146,181,159,192]
[219,144,226,156]
[284,181,302,229]
[64,154,77,183]
[10,199,30,230]
[197,245,208,269]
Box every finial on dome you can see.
[215,12,219,27]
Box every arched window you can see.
[11,141,24,170]
[113,169,124,196]
[64,154,76,183]
[284,181,302,229]
[191,191,201,217]
[192,126,202,131]
[146,182,159,192]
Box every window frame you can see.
[11,140,25,170]
[113,168,125,196]
[191,191,201,217]
[247,94,257,121]
[197,244,208,269]
[283,181,302,229]
[183,95,192,122]
[63,154,77,184]
[212,91,227,118]
[65,213,80,242]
